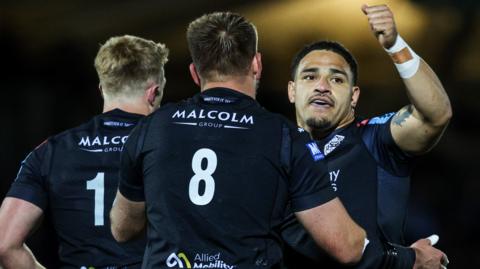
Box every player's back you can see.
[13,109,146,268]
[124,88,334,269]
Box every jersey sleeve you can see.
[287,127,336,212]
[361,113,414,176]
[118,119,147,202]
[6,140,50,210]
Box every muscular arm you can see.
[110,191,146,243]
[0,198,46,269]
[362,4,452,155]
[390,60,452,154]
[295,197,366,264]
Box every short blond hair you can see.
[94,35,169,98]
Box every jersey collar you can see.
[102,108,144,121]
[194,87,259,108]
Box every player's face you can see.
[288,50,359,134]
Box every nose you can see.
[314,77,330,94]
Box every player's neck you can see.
[300,115,355,140]
[103,98,150,116]
[201,76,256,99]
[307,126,335,140]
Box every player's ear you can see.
[252,52,262,80]
[189,63,201,87]
[351,86,360,108]
[98,84,105,99]
[146,84,160,107]
[288,81,296,103]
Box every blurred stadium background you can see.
[1,0,479,267]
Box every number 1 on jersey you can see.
[86,172,105,226]
[189,148,217,206]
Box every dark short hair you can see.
[290,41,358,85]
[186,12,257,81]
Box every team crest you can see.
[324,135,345,156]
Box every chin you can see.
[305,117,332,131]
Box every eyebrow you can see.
[330,68,348,77]
[300,67,319,74]
[300,67,348,78]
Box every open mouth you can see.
[309,96,333,108]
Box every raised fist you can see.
[361,4,398,49]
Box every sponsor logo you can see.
[329,169,340,192]
[367,112,395,125]
[167,252,236,269]
[78,135,129,153]
[324,135,345,156]
[172,109,254,129]
[103,120,134,127]
[306,142,325,161]
[167,252,192,268]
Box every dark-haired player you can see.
[282,4,451,269]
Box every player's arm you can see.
[110,191,146,243]
[110,120,147,243]
[295,198,366,264]
[287,128,366,264]
[0,198,46,269]
[362,4,452,155]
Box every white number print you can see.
[189,148,217,206]
[86,172,105,226]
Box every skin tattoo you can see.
[393,105,413,127]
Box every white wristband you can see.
[385,35,420,79]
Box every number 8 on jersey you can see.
[189,148,217,206]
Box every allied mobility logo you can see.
[166,252,236,269]
[171,109,254,129]
[166,252,192,268]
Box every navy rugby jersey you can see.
[281,114,415,269]
[118,88,336,269]
[7,109,146,269]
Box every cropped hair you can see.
[94,35,169,98]
[187,12,257,81]
[291,41,358,85]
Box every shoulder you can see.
[262,111,299,129]
[354,113,397,151]
[150,101,188,119]
[50,116,98,142]
[356,113,395,128]
[353,112,395,138]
